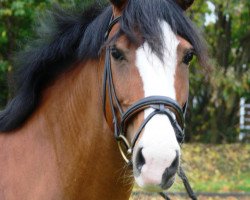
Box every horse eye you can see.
[183,51,194,65]
[110,46,125,61]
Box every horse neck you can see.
[0,59,133,200]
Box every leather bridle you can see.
[103,16,186,164]
[102,16,197,200]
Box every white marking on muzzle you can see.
[133,21,180,188]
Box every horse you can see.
[0,0,208,199]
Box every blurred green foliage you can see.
[186,0,250,143]
[0,0,249,143]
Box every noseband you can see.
[102,16,197,200]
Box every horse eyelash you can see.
[110,45,126,61]
[183,49,195,65]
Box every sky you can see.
[205,1,217,26]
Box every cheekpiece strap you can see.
[104,16,122,41]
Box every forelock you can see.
[117,0,207,65]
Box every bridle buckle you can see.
[117,135,132,164]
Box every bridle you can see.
[102,16,197,200]
[103,16,185,164]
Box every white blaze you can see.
[134,21,180,188]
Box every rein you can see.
[102,16,197,200]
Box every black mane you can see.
[0,3,112,132]
[0,0,207,132]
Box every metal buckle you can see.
[117,135,132,164]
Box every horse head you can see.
[104,0,197,192]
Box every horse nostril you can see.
[135,147,145,174]
[171,151,179,170]
[161,151,179,189]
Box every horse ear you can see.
[109,0,127,10]
[175,0,194,10]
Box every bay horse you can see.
[0,0,208,199]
